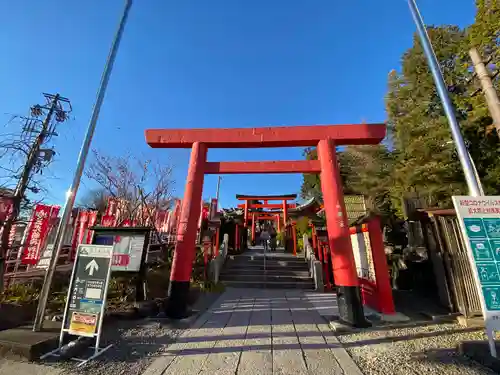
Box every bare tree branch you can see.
[84,149,175,232]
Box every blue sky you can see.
[0,0,476,209]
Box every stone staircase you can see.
[219,247,315,289]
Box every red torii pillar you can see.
[282,200,288,228]
[318,138,369,327]
[244,200,249,227]
[166,142,206,318]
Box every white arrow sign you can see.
[85,259,99,276]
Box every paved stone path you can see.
[143,288,363,375]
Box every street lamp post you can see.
[33,0,133,331]
[407,0,483,197]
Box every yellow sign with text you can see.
[68,311,98,337]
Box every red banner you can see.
[22,204,60,265]
[101,214,116,227]
[169,199,181,234]
[0,197,13,222]
[105,197,119,216]
[85,211,98,244]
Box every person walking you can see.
[260,226,270,252]
[269,225,277,252]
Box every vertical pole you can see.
[312,226,317,251]
[0,94,60,292]
[469,47,500,139]
[251,213,256,244]
[215,228,220,257]
[277,214,281,232]
[244,201,249,227]
[282,200,288,227]
[407,0,482,196]
[166,142,207,319]
[235,224,239,252]
[215,176,221,208]
[317,138,369,327]
[292,223,297,256]
[323,244,331,291]
[33,0,133,331]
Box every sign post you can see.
[453,196,500,357]
[41,244,114,366]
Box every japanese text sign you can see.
[453,196,500,333]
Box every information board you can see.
[93,234,145,272]
[111,235,145,272]
[453,196,500,356]
[62,244,113,338]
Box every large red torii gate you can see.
[145,123,386,326]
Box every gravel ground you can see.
[336,321,495,375]
[0,293,222,375]
[0,319,184,375]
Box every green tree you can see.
[387,24,500,211]
[300,144,394,216]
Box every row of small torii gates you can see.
[145,122,386,327]
[235,193,301,254]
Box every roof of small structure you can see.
[288,197,324,221]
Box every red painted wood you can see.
[237,203,297,209]
[205,160,321,174]
[145,124,386,148]
[317,138,359,287]
[282,200,288,227]
[169,142,207,282]
[367,217,396,314]
[237,196,296,201]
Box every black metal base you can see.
[164,280,192,319]
[336,286,372,328]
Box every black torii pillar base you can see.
[336,286,372,328]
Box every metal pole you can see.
[468,150,485,195]
[33,0,133,331]
[407,0,483,197]
[215,176,221,208]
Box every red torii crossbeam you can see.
[145,123,385,327]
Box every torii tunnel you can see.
[145,123,386,326]
[236,193,297,238]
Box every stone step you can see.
[224,264,309,273]
[221,280,315,290]
[220,274,313,283]
[220,269,310,277]
[225,259,308,268]
[228,255,306,263]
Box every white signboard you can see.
[36,244,54,269]
[453,196,500,357]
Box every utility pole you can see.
[33,0,133,331]
[0,93,71,291]
[469,47,500,139]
